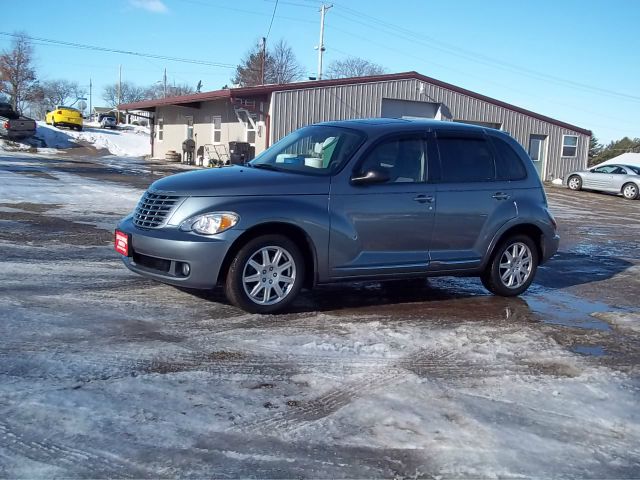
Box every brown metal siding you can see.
[270,78,589,180]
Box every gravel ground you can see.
[1,150,639,478]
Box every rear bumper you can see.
[4,130,35,139]
[541,233,560,264]
[116,216,242,289]
[54,122,82,129]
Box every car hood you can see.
[149,165,330,196]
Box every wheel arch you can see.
[485,223,544,268]
[217,222,318,288]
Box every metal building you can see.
[120,71,591,181]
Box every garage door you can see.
[381,99,439,119]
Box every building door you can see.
[528,134,547,178]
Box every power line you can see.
[0,32,235,68]
[312,1,640,103]
[266,0,279,39]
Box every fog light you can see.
[181,263,190,276]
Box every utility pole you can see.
[117,65,122,124]
[163,68,167,98]
[89,78,92,120]
[117,65,122,106]
[260,37,267,85]
[316,4,332,80]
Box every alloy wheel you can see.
[498,242,533,289]
[242,246,297,305]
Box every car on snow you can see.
[115,119,559,313]
[100,116,117,129]
[566,164,640,200]
[45,106,83,131]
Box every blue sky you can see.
[3,0,638,143]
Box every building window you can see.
[246,113,257,145]
[562,135,578,157]
[212,115,222,143]
[185,116,194,140]
[157,118,163,141]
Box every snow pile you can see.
[551,178,564,185]
[0,122,151,157]
[35,122,150,157]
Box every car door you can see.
[328,133,436,279]
[586,165,616,190]
[609,166,628,192]
[428,129,517,271]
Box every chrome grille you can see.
[133,191,181,228]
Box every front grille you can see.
[133,191,181,228]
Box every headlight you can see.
[179,212,239,235]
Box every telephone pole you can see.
[117,65,122,106]
[89,78,92,119]
[260,37,267,85]
[163,68,167,98]
[316,4,332,80]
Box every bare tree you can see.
[269,40,304,84]
[325,57,386,79]
[232,39,303,87]
[144,82,194,99]
[0,32,37,113]
[103,81,147,107]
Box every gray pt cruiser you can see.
[115,119,559,313]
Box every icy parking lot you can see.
[1,151,639,478]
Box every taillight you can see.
[57,110,62,114]
[3,121,8,129]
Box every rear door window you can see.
[436,135,496,183]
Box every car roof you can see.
[316,118,497,135]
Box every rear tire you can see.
[567,175,582,191]
[622,182,639,200]
[225,234,305,314]
[481,235,538,297]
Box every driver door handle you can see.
[492,192,511,201]
[414,195,434,203]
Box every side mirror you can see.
[351,168,390,185]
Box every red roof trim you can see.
[119,89,231,110]
[118,71,591,135]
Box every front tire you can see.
[567,175,582,191]
[225,235,305,314]
[622,182,639,200]
[481,235,538,297]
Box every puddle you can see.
[571,345,606,357]
[522,292,612,331]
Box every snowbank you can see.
[0,122,150,157]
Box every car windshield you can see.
[249,125,365,176]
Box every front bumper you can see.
[116,216,242,289]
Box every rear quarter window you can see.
[491,136,528,181]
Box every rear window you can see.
[491,136,528,181]
[437,136,495,183]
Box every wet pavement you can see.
[1,150,639,478]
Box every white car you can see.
[566,164,640,200]
[100,116,117,129]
